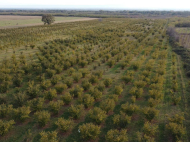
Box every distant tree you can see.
[42,14,55,25]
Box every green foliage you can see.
[13,74,23,87]
[78,123,101,140]
[26,81,40,99]
[27,97,44,111]
[67,68,75,76]
[64,78,73,88]
[166,122,186,141]
[157,68,165,75]
[100,99,115,113]
[121,103,139,116]
[122,75,133,84]
[13,92,27,107]
[0,104,13,118]
[88,107,107,125]
[142,122,158,140]
[81,79,92,91]
[72,72,82,82]
[131,61,140,71]
[107,59,115,67]
[105,129,128,142]
[131,96,136,104]
[0,81,10,93]
[96,81,105,92]
[142,107,159,122]
[51,75,60,85]
[148,98,160,107]
[78,94,94,108]
[41,80,51,90]
[55,118,74,132]
[46,69,56,78]
[149,89,163,100]
[34,110,51,127]
[93,70,103,78]
[113,112,131,128]
[109,94,119,103]
[70,85,84,98]
[68,104,84,119]
[80,69,89,78]
[79,60,88,68]
[45,89,57,101]
[89,75,98,84]
[114,85,123,95]
[13,106,31,122]
[41,14,55,25]
[129,87,143,98]
[61,92,73,104]
[0,120,15,136]
[167,113,185,125]
[142,70,151,77]
[40,131,58,142]
[89,88,102,100]
[49,100,64,114]
[134,80,146,88]
[104,78,113,87]
[54,83,68,94]
[172,95,181,105]
[121,62,127,69]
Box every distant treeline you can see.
[175,22,190,27]
[0,10,190,18]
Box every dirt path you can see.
[0,18,98,29]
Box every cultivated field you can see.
[0,17,189,142]
[0,15,96,29]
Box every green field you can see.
[0,17,190,142]
[0,16,87,28]
[176,27,190,34]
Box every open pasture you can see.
[0,15,95,28]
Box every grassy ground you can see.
[175,28,190,34]
[0,16,92,28]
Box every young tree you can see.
[34,111,51,127]
[45,89,57,101]
[78,123,101,140]
[121,103,139,116]
[12,106,31,122]
[100,99,115,113]
[61,92,73,105]
[88,107,107,125]
[54,83,68,94]
[41,14,55,25]
[114,85,123,95]
[104,78,113,87]
[113,111,131,128]
[0,120,15,136]
[70,85,83,98]
[27,98,44,112]
[49,100,64,114]
[89,87,102,100]
[0,104,13,118]
[55,118,74,132]
[78,94,94,108]
[40,131,58,142]
[142,107,159,122]
[68,104,84,119]
[105,129,128,142]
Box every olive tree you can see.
[41,14,55,25]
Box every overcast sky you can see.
[1,0,190,10]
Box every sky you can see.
[0,0,190,10]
